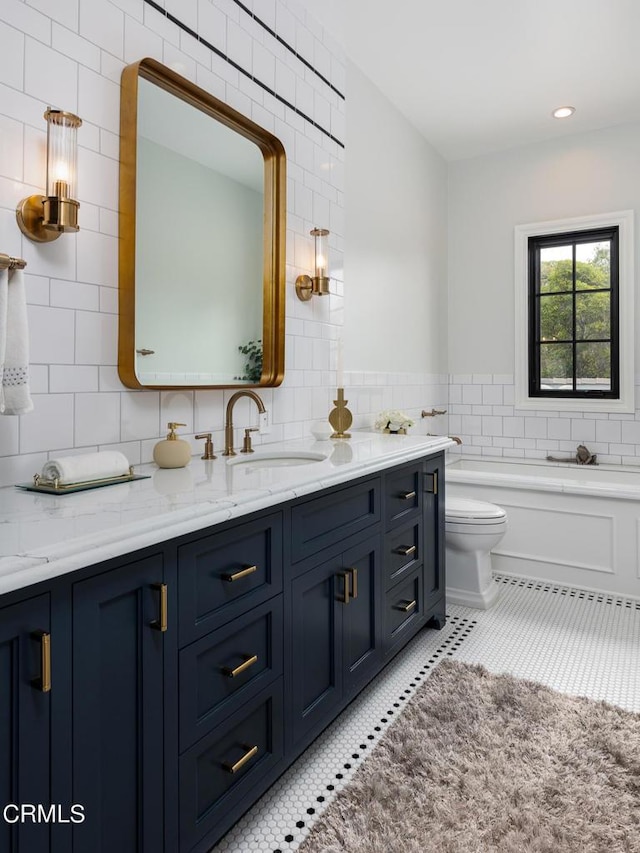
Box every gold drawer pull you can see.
[222,654,258,678]
[425,471,438,495]
[399,490,416,500]
[350,567,358,600]
[395,599,417,613]
[222,565,258,583]
[338,571,350,604]
[31,631,51,693]
[151,583,168,632]
[223,744,258,774]
[395,544,416,557]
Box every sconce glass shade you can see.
[312,227,329,279]
[295,227,330,300]
[45,109,81,200]
[16,107,82,243]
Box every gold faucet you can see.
[426,432,463,445]
[223,390,266,456]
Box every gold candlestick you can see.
[329,388,352,439]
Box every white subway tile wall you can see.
[448,375,640,466]
[1,0,351,484]
[343,372,449,440]
[0,0,451,486]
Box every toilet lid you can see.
[446,497,506,520]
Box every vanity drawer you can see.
[385,521,421,589]
[384,461,423,528]
[291,478,380,563]
[385,568,423,652]
[179,681,284,852]
[179,597,283,751]
[178,512,283,645]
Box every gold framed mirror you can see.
[118,57,286,389]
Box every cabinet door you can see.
[341,536,382,697]
[423,455,445,620]
[0,594,51,853]
[290,555,344,745]
[71,555,165,853]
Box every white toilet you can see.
[445,497,508,609]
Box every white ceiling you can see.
[297,0,640,161]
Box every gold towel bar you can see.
[0,253,27,271]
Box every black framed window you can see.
[528,226,619,399]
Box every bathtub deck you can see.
[447,454,640,498]
[213,573,640,851]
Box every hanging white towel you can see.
[0,267,33,415]
[41,451,131,486]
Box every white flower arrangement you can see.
[374,409,415,432]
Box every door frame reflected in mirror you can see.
[118,57,286,390]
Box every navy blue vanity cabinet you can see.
[0,593,51,853]
[381,455,446,654]
[290,533,383,748]
[1,450,447,853]
[382,459,427,656]
[288,478,383,751]
[176,512,285,852]
[423,454,446,627]
[70,554,167,853]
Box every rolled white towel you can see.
[41,451,131,486]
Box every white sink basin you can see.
[226,450,328,469]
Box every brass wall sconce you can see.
[17,108,82,243]
[295,227,330,300]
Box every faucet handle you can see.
[195,433,216,460]
[241,427,259,454]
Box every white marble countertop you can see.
[0,432,454,596]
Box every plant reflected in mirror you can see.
[236,340,263,383]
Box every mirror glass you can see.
[118,58,286,389]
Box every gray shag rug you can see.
[298,660,640,853]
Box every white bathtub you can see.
[446,455,640,600]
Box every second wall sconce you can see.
[296,227,330,301]
[17,108,82,243]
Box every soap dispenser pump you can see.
[153,422,192,469]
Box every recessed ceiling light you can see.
[552,106,576,119]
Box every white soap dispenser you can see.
[153,422,192,469]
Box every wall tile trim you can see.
[143,0,345,145]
